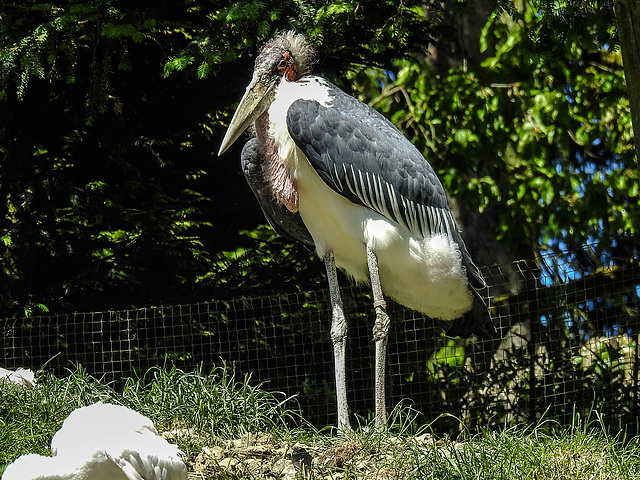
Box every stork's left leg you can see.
[366,245,391,427]
[324,252,352,435]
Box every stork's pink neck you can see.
[255,112,299,213]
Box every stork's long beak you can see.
[218,72,278,156]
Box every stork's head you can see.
[218,31,315,156]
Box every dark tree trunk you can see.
[428,0,536,289]
[615,0,640,174]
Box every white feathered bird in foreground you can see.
[2,403,187,480]
[0,367,36,387]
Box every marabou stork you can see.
[3,403,187,480]
[219,31,495,433]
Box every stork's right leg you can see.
[324,252,351,434]
[366,246,391,428]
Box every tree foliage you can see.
[358,3,637,254]
[0,0,442,316]
[0,0,637,317]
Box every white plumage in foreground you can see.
[0,367,36,387]
[2,403,187,480]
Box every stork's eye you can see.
[277,51,297,81]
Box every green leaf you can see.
[453,129,479,146]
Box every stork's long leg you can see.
[324,252,352,434]
[366,246,391,427]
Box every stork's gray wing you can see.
[241,138,314,248]
[438,288,497,338]
[286,80,485,289]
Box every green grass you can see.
[2,365,639,479]
[401,423,640,479]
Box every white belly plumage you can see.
[295,153,472,321]
[269,77,473,321]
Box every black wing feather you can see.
[241,138,314,249]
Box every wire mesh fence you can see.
[2,242,639,435]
